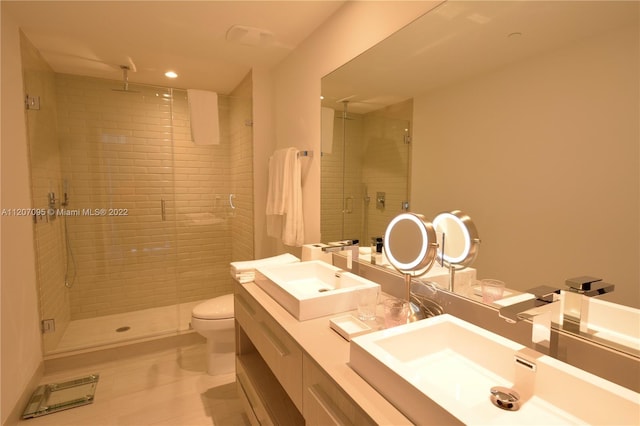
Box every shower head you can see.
[112,65,140,93]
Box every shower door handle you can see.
[344,196,353,214]
[161,199,166,221]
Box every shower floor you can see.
[50,300,206,355]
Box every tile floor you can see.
[19,342,250,426]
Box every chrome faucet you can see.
[561,276,614,334]
[321,239,358,252]
[564,275,615,297]
[322,240,359,270]
[499,285,561,352]
[498,285,560,323]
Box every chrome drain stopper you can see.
[490,386,521,411]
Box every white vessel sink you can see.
[254,260,380,321]
[350,314,639,425]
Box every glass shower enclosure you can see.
[22,36,254,356]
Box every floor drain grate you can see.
[115,326,130,332]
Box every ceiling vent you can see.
[226,25,275,47]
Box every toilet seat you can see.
[192,293,234,320]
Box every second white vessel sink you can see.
[349,314,639,425]
[255,260,380,321]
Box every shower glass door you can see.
[58,76,179,353]
[24,67,181,354]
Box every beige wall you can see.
[261,1,440,256]
[412,25,639,307]
[1,8,44,425]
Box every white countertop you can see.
[238,281,413,425]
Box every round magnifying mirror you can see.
[384,212,438,276]
[432,210,480,268]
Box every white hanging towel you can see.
[187,89,220,145]
[321,107,334,154]
[266,147,304,246]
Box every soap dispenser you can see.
[371,237,383,264]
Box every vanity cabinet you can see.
[235,283,304,425]
[303,354,376,426]
[234,281,412,426]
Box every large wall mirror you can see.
[321,1,638,353]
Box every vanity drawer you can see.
[235,285,303,410]
[303,354,376,426]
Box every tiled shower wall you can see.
[54,75,252,320]
[56,76,181,319]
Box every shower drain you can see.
[115,326,130,333]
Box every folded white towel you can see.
[232,272,257,284]
[230,253,300,276]
[266,148,304,246]
[187,89,220,145]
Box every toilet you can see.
[191,293,235,376]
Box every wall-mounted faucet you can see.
[321,239,358,253]
[498,286,560,323]
[47,192,59,220]
[499,285,561,352]
[561,276,614,334]
[322,240,359,270]
[376,192,385,209]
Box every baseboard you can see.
[2,361,44,426]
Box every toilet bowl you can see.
[191,293,235,376]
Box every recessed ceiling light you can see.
[165,71,178,79]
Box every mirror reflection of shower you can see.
[320,97,412,245]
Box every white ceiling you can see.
[6,0,345,93]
